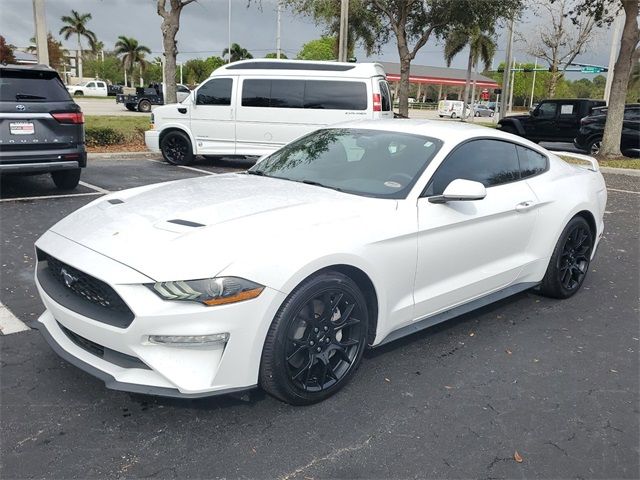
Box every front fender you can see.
[500,118,526,136]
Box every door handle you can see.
[178,107,187,114]
[515,200,536,213]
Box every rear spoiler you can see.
[555,151,599,172]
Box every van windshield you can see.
[249,128,443,199]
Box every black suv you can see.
[0,64,86,190]
[574,104,640,156]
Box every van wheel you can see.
[74,91,83,96]
[451,112,457,119]
[161,131,194,165]
[51,169,81,190]
[138,99,152,113]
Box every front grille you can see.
[58,322,150,370]
[37,249,134,328]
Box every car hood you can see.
[49,173,386,281]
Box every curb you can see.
[88,152,161,160]
[599,166,640,177]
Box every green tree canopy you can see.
[297,36,336,60]
[222,43,253,62]
[114,36,151,87]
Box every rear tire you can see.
[539,216,593,299]
[259,271,369,405]
[138,99,152,113]
[125,104,136,111]
[160,130,194,165]
[51,169,81,190]
[73,91,84,96]
[451,112,457,119]
[587,137,602,156]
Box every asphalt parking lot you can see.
[1,156,638,479]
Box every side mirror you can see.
[532,109,540,117]
[428,179,487,204]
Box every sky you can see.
[0,0,617,78]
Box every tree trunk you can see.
[548,61,560,98]
[77,35,83,80]
[599,0,639,158]
[461,48,473,121]
[159,6,182,104]
[398,57,412,117]
[470,61,478,122]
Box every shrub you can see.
[85,127,126,147]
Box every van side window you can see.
[242,79,305,108]
[304,81,367,110]
[196,78,232,106]
[424,139,520,196]
[379,80,391,111]
[516,145,547,178]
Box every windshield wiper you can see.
[301,179,343,192]
[246,170,267,176]
[16,93,46,100]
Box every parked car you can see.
[146,59,394,164]
[437,100,471,119]
[116,83,191,112]
[574,104,640,155]
[34,120,606,404]
[0,64,86,189]
[498,98,605,143]
[472,104,494,117]
[486,101,501,112]
[66,80,109,97]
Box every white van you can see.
[437,100,471,119]
[145,59,394,165]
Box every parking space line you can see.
[79,180,111,194]
[145,159,215,175]
[0,191,103,203]
[0,302,30,335]
[608,188,640,195]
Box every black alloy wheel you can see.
[260,272,368,405]
[160,131,194,165]
[540,216,593,299]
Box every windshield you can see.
[249,128,443,199]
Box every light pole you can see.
[228,0,232,63]
[276,0,282,59]
[529,58,537,109]
[338,0,349,62]
[32,0,49,65]
[499,17,514,120]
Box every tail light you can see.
[373,93,382,112]
[51,112,84,124]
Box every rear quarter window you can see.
[0,70,71,102]
[516,145,548,178]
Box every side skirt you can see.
[377,282,539,346]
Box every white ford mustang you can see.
[34,120,607,405]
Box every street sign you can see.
[581,66,605,73]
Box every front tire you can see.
[51,168,81,190]
[73,91,84,96]
[260,271,369,405]
[451,112,457,119]
[587,138,602,156]
[160,130,194,165]
[539,216,593,299]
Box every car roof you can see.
[333,119,534,145]
[0,63,56,72]
[211,59,386,79]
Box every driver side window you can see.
[424,139,520,196]
[537,102,557,119]
[196,78,232,106]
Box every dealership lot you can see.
[0,157,638,479]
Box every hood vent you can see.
[167,219,205,228]
[107,199,124,205]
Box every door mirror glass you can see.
[429,179,487,204]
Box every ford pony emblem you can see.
[61,268,78,288]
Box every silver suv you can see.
[0,64,86,190]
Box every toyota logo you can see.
[16,104,26,111]
[60,268,78,288]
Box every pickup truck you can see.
[116,83,191,112]
[66,80,109,97]
[498,98,605,143]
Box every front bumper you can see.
[145,130,160,152]
[34,230,287,398]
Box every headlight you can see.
[148,277,264,306]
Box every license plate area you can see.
[10,121,35,135]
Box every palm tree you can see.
[444,27,497,120]
[222,43,253,63]
[59,10,97,80]
[114,36,151,87]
